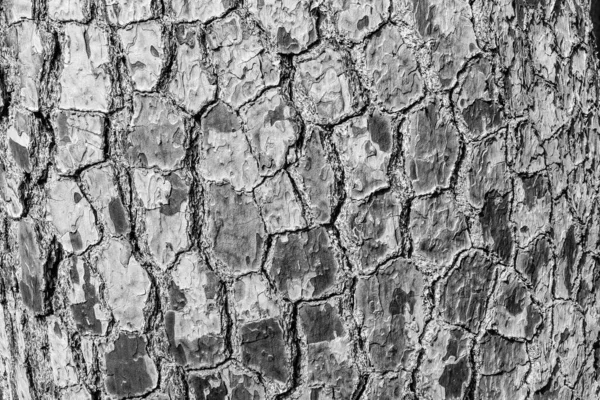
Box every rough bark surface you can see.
[0,0,599,399]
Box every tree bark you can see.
[0,0,599,399]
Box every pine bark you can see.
[0,0,599,399]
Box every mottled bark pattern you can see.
[0,0,599,399]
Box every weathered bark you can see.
[0,0,599,399]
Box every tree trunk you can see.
[0,0,599,399]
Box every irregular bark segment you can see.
[530,83,568,142]
[331,0,390,42]
[47,318,78,388]
[188,365,266,399]
[15,362,33,400]
[513,123,546,174]
[66,256,110,335]
[575,253,598,313]
[232,274,280,324]
[300,302,345,344]
[6,21,51,111]
[467,135,509,207]
[543,119,589,197]
[105,333,158,398]
[417,323,472,400]
[355,259,425,371]
[490,271,542,340]
[240,318,289,385]
[270,227,340,301]
[290,127,336,224]
[479,332,528,375]
[48,0,90,22]
[207,14,280,109]
[403,101,460,195]
[0,305,10,393]
[204,183,266,274]
[248,0,317,53]
[169,0,234,23]
[476,333,529,400]
[59,24,113,112]
[127,94,188,171]
[480,190,513,263]
[165,253,227,368]
[205,11,243,47]
[231,274,290,387]
[551,303,585,388]
[18,218,52,314]
[333,110,393,200]
[241,89,299,177]
[294,46,364,124]
[82,165,130,237]
[412,0,479,87]
[255,171,307,233]
[515,236,553,303]
[52,111,105,175]
[553,197,582,300]
[298,299,359,398]
[363,372,412,400]
[441,370,478,400]
[199,101,260,192]
[337,190,404,272]
[564,165,594,222]
[95,239,151,332]
[0,161,24,218]
[365,24,423,112]
[454,58,504,138]
[410,193,471,264]
[168,25,217,115]
[105,0,152,25]
[118,21,165,92]
[512,174,552,246]
[529,23,559,83]
[439,250,496,331]
[61,386,92,400]
[0,74,5,116]
[556,225,580,299]
[188,373,227,400]
[6,108,36,174]
[526,312,567,395]
[46,178,100,254]
[133,169,172,209]
[3,0,34,24]
[144,171,190,269]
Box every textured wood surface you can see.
[0,0,599,399]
